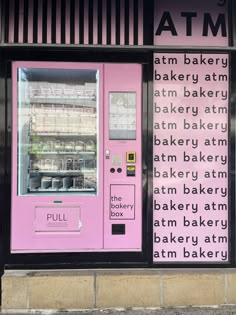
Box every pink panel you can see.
[111,0,116,45]
[153,53,229,262]
[56,0,61,44]
[102,0,107,45]
[28,0,33,43]
[103,64,142,250]
[65,0,70,44]
[47,0,52,43]
[129,0,134,45]
[120,0,125,45]
[138,0,143,45]
[37,0,43,43]
[11,62,104,252]
[110,185,135,220]
[74,0,80,44]
[93,0,98,44]
[154,0,228,46]
[8,0,15,43]
[18,0,24,43]
[83,0,89,44]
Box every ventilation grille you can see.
[2,0,144,45]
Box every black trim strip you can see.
[33,0,38,43]
[79,0,84,44]
[106,0,111,45]
[14,0,19,43]
[0,44,235,51]
[97,0,102,44]
[116,0,120,45]
[124,0,129,45]
[70,0,75,44]
[60,0,65,44]
[133,0,138,45]
[5,0,9,43]
[51,0,56,44]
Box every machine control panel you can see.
[104,64,142,250]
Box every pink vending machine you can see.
[11,62,142,253]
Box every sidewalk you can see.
[2,307,236,315]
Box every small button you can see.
[110,168,115,173]
[117,168,122,173]
[129,154,134,160]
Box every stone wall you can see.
[2,269,236,311]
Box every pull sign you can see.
[35,206,82,232]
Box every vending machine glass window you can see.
[17,67,99,196]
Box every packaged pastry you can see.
[52,177,63,189]
[63,176,73,189]
[41,176,52,189]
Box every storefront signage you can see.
[153,53,229,262]
[110,185,135,220]
[154,0,228,46]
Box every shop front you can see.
[0,0,235,310]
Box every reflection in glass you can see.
[109,92,137,140]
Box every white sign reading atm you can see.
[154,0,228,46]
[35,206,82,232]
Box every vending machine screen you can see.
[109,92,136,140]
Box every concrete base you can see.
[2,269,236,311]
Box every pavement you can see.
[2,307,236,315]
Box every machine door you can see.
[11,62,142,253]
[11,62,104,252]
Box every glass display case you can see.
[17,67,98,195]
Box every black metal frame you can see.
[0,0,234,270]
[0,48,152,269]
